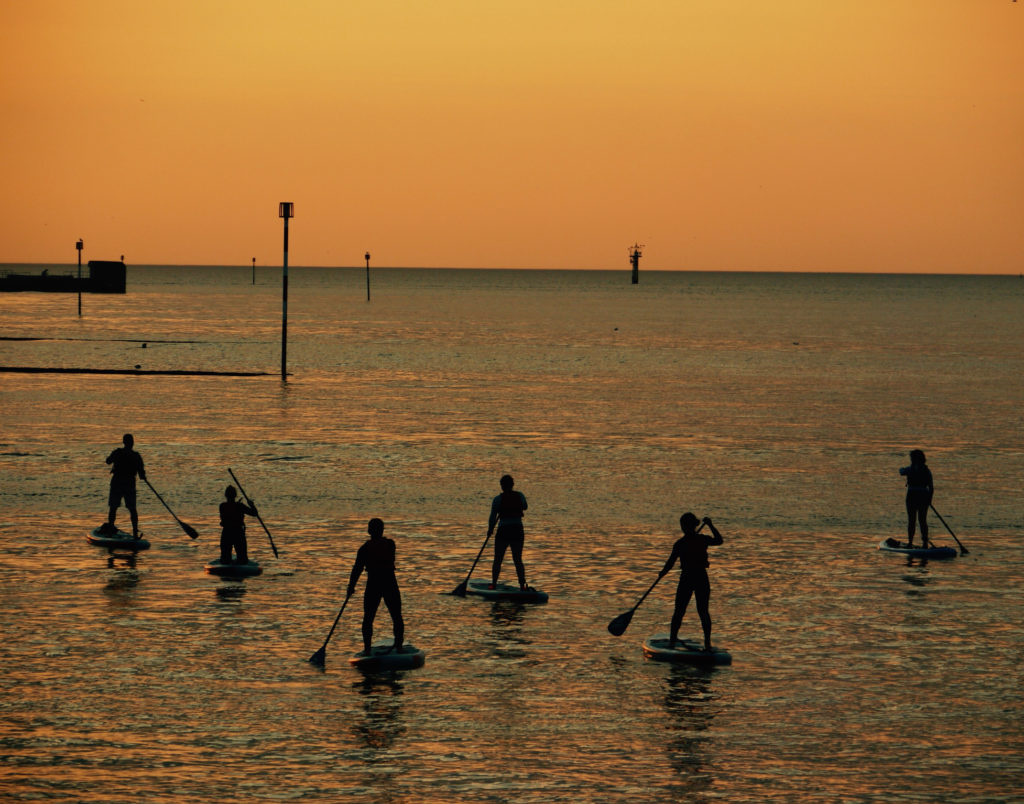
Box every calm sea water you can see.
[1,266,1022,802]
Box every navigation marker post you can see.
[279,202,293,381]
[76,239,83,316]
[365,251,371,301]
[629,243,643,285]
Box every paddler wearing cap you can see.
[657,512,724,651]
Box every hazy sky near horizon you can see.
[2,1,1021,272]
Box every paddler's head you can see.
[225,485,237,500]
[368,518,384,539]
[679,512,700,534]
[122,433,134,448]
[500,474,514,491]
[909,449,926,465]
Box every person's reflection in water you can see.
[106,552,137,571]
[214,584,248,603]
[103,554,139,606]
[489,599,527,629]
[663,665,719,795]
[351,674,406,752]
[487,600,530,660]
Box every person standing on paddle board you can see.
[658,512,723,652]
[348,518,405,656]
[487,474,530,590]
[899,449,934,548]
[219,485,257,564]
[103,433,146,539]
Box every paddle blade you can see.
[182,522,199,539]
[308,647,326,667]
[451,582,468,597]
[607,609,634,637]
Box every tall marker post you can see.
[365,251,371,301]
[76,239,83,316]
[279,202,293,381]
[252,256,256,285]
[629,243,643,285]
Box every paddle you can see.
[930,505,968,555]
[607,575,663,636]
[228,468,279,558]
[143,478,199,539]
[608,521,706,636]
[450,532,492,597]
[308,592,352,667]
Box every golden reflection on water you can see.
[1,270,1022,801]
[351,674,406,751]
[663,665,718,796]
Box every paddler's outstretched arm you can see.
[347,551,365,597]
[658,544,680,578]
[703,517,723,545]
[487,497,500,536]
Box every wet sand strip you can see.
[0,366,271,377]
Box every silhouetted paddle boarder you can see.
[102,433,146,539]
[487,474,530,590]
[658,513,723,651]
[899,449,934,548]
[348,518,405,657]
[219,485,257,564]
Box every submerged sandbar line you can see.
[0,336,206,343]
[0,366,272,377]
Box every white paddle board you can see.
[878,538,957,559]
[348,642,425,671]
[204,559,263,577]
[88,527,150,550]
[642,635,732,665]
[465,580,549,603]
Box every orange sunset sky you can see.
[1,1,1021,272]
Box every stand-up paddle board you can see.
[204,559,263,577]
[87,527,150,550]
[878,538,957,559]
[464,580,549,603]
[348,642,425,671]
[642,635,732,666]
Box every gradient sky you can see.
[2,1,1021,271]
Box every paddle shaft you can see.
[453,532,492,595]
[930,505,968,554]
[607,576,662,636]
[143,478,198,538]
[321,593,351,651]
[632,575,662,612]
[228,468,278,558]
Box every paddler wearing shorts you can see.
[658,512,723,652]
[103,433,146,539]
[899,449,934,548]
[348,518,405,656]
[219,485,257,564]
[487,474,530,590]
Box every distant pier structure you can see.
[628,243,644,284]
[1,260,125,293]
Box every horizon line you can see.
[0,262,1019,277]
